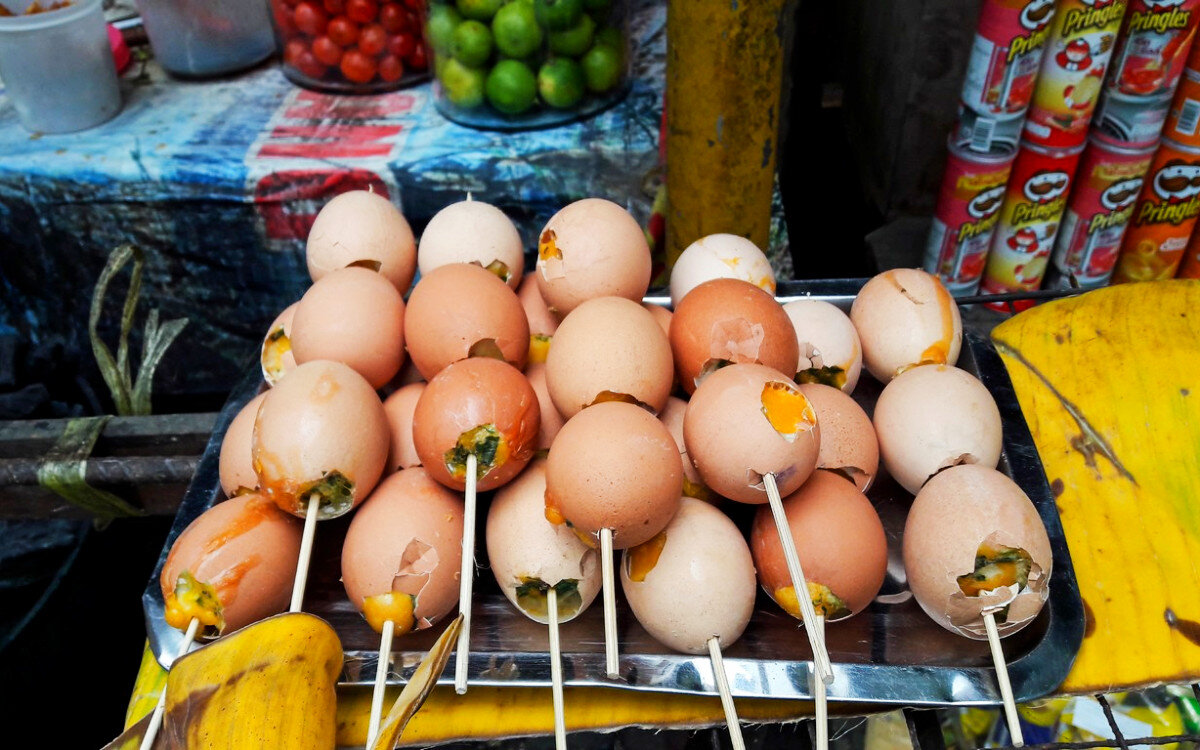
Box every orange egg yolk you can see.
[625,531,668,582]
[682,476,713,503]
[164,571,224,637]
[956,544,1032,597]
[774,583,851,622]
[760,382,817,441]
[445,424,508,481]
[917,283,956,367]
[538,229,562,261]
[528,334,552,364]
[363,592,417,635]
[515,577,583,619]
[261,327,291,381]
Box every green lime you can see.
[452,20,493,67]
[534,0,582,31]
[538,58,585,108]
[492,2,544,58]
[440,57,488,108]
[456,0,504,21]
[581,42,621,92]
[547,12,594,56]
[583,0,610,13]
[427,5,463,55]
[486,59,538,114]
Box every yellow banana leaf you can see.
[371,614,463,750]
[992,279,1200,694]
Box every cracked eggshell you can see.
[417,199,525,288]
[290,266,407,389]
[873,364,1002,495]
[412,358,540,492]
[404,263,530,380]
[850,269,962,382]
[261,303,298,387]
[669,278,799,395]
[535,198,651,315]
[797,383,878,492]
[659,396,714,504]
[486,460,600,624]
[383,383,425,473]
[546,401,682,549]
[525,363,564,452]
[620,497,756,654]
[751,469,888,620]
[252,360,389,519]
[545,296,674,419]
[219,392,267,498]
[782,299,862,394]
[669,233,776,308]
[684,364,819,504]
[306,190,417,294]
[341,467,465,630]
[902,464,1052,640]
[161,493,302,636]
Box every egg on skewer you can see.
[417,198,525,289]
[260,303,298,387]
[797,383,878,492]
[518,274,560,365]
[306,189,417,294]
[218,392,266,498]
[668,233,776,308]
[782,299,862,394]
[383,383,425,474]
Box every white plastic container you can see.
[0,0,121,134]
[135,0,275,78]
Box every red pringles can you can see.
[979,139,1086,309]
[1163,70,1200,146]
[1092,90,1174,145]
[960,0,1058,121]
[1025,0,1129,149]
[1112,137,1200,281]
[924,136,1017,295]
[1106,0,1200,99]
[1048,134,1156,288]
[1176,224,1200,276]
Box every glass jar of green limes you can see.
[424,0,630,129]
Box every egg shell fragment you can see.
[261,303,298,387]
[383,383,425,473]
[486,460,601,624]
[306,190,417,294]
[621,497,756,654]
[782,299,863,394]
[418,199,525,288]
[902,464,1052,640]
[850,269,962,382]
[160,493,302,637]
[341,467,465,631]
[797,383,878,492]
[669,233,776,308]
[219,392,267,498]
[873,364,1002,496]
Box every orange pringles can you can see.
[1164,70,1200,147]
[1177,223,1200,276]
[979,139,1086,310]
[1024,0,1129,150]
[1113,137,1200,281]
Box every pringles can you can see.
[1112,137,1200,281]
[956,104,1026,153]
[1048,134,1156,288]
[960,0,1058,122]
[1025,0,1129,149]
[1177,224,1200,276]
[1092,90,1173,145]
[1105,0,1200,99]
[924,136,1017,295]
[1164,70,1200,147]
[979,139,1086,310]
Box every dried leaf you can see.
[372,614,463,750]
[36,415,144,522]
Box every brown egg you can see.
[486,460,601,624]
[684,364,819,504]
[849,269,962,382]
[306,190,417,293]
[417,199,525,288]
[261,303,298,387]
[219,392,267,498]
[658,396,714,503]
[525,363,564,452]
[797,383,878,492]
[643,303,672,336]
[535,198,651,315]
[545,296,674,418]
[160,493,302,637]
[669,278,799,395]
[518,274,560,366]
[290,266,407,389]
[621,497,756,653]
[412,357,540,492]
[873,364,1002,495]
[903,464,1052,640]
[782,299,863,394]
[341,467,464,634]
[404,263,530,380]
[751,469,887,621]
[546,401,682,549]
[383,383,425,473]
[252,360,390,519]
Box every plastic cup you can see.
[0,0,122,134]
[134,0,276,78]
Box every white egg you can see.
[782,299,863,394]
[418,199,525,288]
[669,234,776,308]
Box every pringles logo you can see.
[1010,0,1057,60]
[1128,0,1191,34]
[1137,160,1200,224]
[1022,170,1071,203]
[1062,0,1127,36]
[956,185,1006,243]
[1100,177,1143,211]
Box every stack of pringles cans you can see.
[925,0,1200,310]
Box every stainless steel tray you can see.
[144,279,1084,706]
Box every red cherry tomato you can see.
[327,16,359,46]
[293,2,328,36]
[281,0,301,7]
[294,49,328,79]
[404,10,419,33]
[359,23,387,56]
[312,35,344,66]
[387,33,415,59]
[380,3,408,33]
[323,0,345,13]
[401,0,422,10]
[405,41,427,70]
[283,38,308,66]
[272,4,298,36]
[346,0,378,23]
[379,54,405,82]
[341,48,378,82]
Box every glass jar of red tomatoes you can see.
[269,0,430,92]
